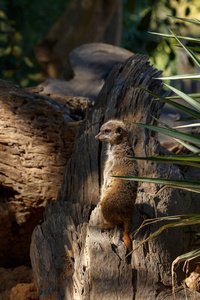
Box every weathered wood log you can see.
[30,54,200,299]
[0,80,87,267]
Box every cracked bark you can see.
[0,80,86,266]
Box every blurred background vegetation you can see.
[0,0,199,87]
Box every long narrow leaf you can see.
[129,155,200,168]
[167,15,200,25]
[135,122,200,145]
[166,93,200,100]
[140,87,200,119]
[174,138,200,153]
[114,176,200,191]
[173,123,200,129]
[172,248,200,293]
[148,219,200,240]
[126,215,200,258]
[187,46,200,53]
[173,248,200,266]
[144,214,200,223]
[156,74,200,80]
[164,83,200,111]
[149,32,200,43]
[169,29,200,66]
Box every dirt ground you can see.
[0,265,37,300]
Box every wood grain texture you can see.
[0,80,84,266]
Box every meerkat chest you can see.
[103,150,116,189]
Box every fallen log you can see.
[0,79,85,266]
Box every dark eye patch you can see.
[104,129,111,133]
[116,127,122,134]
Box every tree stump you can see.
[30,54,200,299]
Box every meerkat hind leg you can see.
[97,222,115,230]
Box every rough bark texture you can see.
[0,80,86,267]
[31,54,200,299]
[35,0,122,79]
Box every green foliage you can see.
[0,0,70,87]
[122,0,200,76]
[122,0,176,75]
[0,10,40,87]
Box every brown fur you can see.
[95,120,138,250]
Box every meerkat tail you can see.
[123,231,132,251]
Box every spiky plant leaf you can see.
[135,122,200,145]
[166,93,200,100]
[164,83,200,111]
[167,15,200,25]
[129,155,200,168]
[126,215,200,258]
[156,74,200,80]
[173,123,200,129]
[174,139,200,153]
[114,176,200,193]
[139,87,200,119]
[149,32,200,43]
[169,29,200,66]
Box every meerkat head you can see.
[95,120,128,145]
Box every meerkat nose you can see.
[95,133,101,140]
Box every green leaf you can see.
[156,74,200,80]
[129,155,200,168]
[169,29,200,66]
[24,57,34,68]
[0,46,12,56]
[0,10,7,19]
[166,93,200,100]
[173,248,200,265]
[173,123,200,129]
[27,73,41,81]
[164,83,200,112]
[167,15,200,26]
[135,122,200,146]
[114,176,200,192]
[140,87,200,119]
[149,218,200,240]
[126,214,200,258]
[187,46,200,53]
[149,32,200,43]
[174,139,200,153]
[145,214,200,223]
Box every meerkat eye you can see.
[104,129,111,133]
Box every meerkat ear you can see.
[115,126,122,134]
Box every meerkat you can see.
[95,119,138,250]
